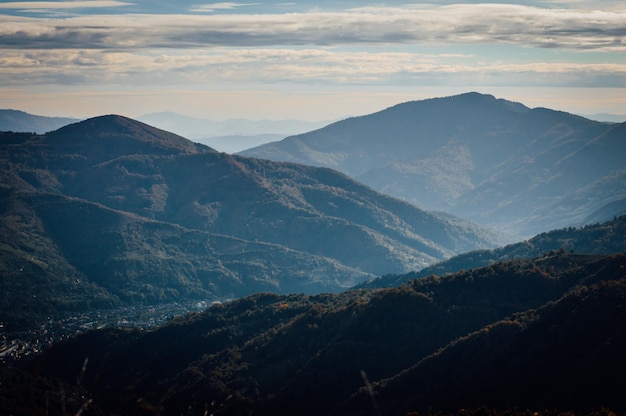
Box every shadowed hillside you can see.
[343,254,626,415]
[13,251,626,416]
[0,115,500,331]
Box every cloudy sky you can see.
[1,0,625,121]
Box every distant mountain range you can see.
[583,112,626,123]
[0,109,331,153]
[0,109,79,134]
[0,115,500,331]
[137,111,331,152]
[240,92,626,237]
[199,133,285,154]
[14,249,626,415]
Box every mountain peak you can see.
[47,114,214,156]
[455,91,496,100]
[53,114,177,140]
[435,91,528,111]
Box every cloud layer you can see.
[2,48,624,89]
[1,2,625,118]
[1,4,625,51]
[0,1,133,10]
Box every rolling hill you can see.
[0,115,500,330]
[240,92,626,236]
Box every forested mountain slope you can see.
[0,115,499,330]
[359,215,626,289]
[343,255,626,414]
[241,92,626,236]
[15,251,626,416]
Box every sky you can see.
[1,0,625,121]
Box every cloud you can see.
[189,3,259,13]
[1,3,624,97]
[1,48,625,88]
[0,4,625,51]
[0,1,133,10]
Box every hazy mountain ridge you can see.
[201,133,285,154]
[138,111,331,138]
[0,109,79,134]
[0,115,500,330]
[137,111,331,152]
[17,250,626,415]
[1,109,328,154]
[240,93,626,236]
[583,112,626,123]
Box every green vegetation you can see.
[15,251,626,415]
[1,115,500,332]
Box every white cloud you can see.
[1,4,625,51]
[1,2,624,119]
[1,48,624,89]
[0,1,133,9]
[189,3,259,13]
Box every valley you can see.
[0,299,222,367]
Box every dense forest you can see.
[0,116,500,333]
[2,250,624,415]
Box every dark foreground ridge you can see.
[5,250,624,416]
